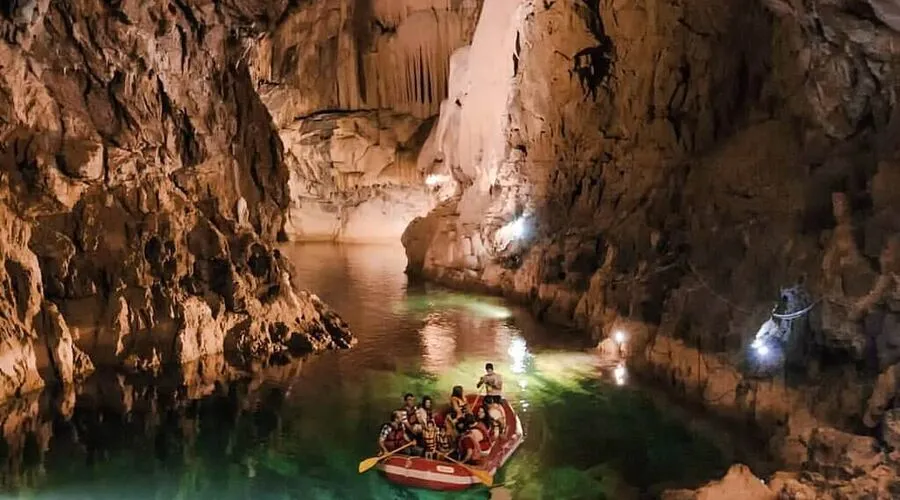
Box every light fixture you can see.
[751,338,770,359]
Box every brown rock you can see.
[661,464,775,500]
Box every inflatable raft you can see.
[378,394,524,491]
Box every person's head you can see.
[451,385,463,399]
[485,363,494,373]
[404,393,415,407]
[421,395,432,410]
[425,419,436,431]
[476,406,487,419]
[464,413,477,428]
[391,410,405,427]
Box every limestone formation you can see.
[404,0,900,496]
[0,0,358,401]
[247,0,483,242]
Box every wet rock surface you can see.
[0,0,356,399]
[404,0,900,495]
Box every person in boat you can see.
[455,414,491,464]
[421,419,439,460]
[379,410,417,456]
[476,405,501,441]
[416,395,436,430]
[445,385,469,438]
[476,363,504,407]
[400,393,421,435]
[436,424,454,457]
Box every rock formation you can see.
[246,0,483,242]
[0,0,357,402]
[404,0,900,494]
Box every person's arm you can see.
[494,375,503,391]
[378,428,389,454]
[476,376,484,388]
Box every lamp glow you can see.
[425,174,450,186]
[510,217,526,239]
[613,363,627,386]
[614,331,627,344]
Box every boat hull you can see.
[378,395,524,491]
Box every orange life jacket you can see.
[422,428,437,452]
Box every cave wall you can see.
[0,0,355,398]
[405,0,900,485]
[246,0,483,242]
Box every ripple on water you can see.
[0,243,739,499]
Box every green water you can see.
[0,244,741,499]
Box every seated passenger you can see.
[436,425,453,457]
[379,410,416,456]
[476,405,501,441]
[416,396,434,427]
[445,385,469,438]
[456,414,489,464]
[421,420,439,460]
[400,393,421,435]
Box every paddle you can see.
[438,452,494,487]
[357,440,415,474]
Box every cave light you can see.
[751,338,770,359]
[613,330,627,345]
[613,363,627,386]
[509,216,527,239]
[425,174,450,186]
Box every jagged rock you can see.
[279,111,435,242]
[885,408,900,450]
[661,464,775,500]
[34,301,94,384]
[246,1,483,243]
[806,427,884,479]
[0,0,362,403]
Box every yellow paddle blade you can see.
[357,456,381,474]
[470,468,494,487]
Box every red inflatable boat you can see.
[378,394,524,491]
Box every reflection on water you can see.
[0,243,746,499]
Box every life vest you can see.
[436,431,452,452]
[383,426,408,451]
[450,396,468,418]
[404,406,419,425]
[422,428,437,452]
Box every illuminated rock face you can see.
[404,0,900,491]
[248,0,482,242]
[0,0,358,396]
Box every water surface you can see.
[0,243,744,499]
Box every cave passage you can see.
[0,243,762,499]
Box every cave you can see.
[0,0,899,497]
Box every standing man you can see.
[477,363,503,406]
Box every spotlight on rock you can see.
[511,217,527,239]
[613,363,627,386]
[425,174,450,186]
